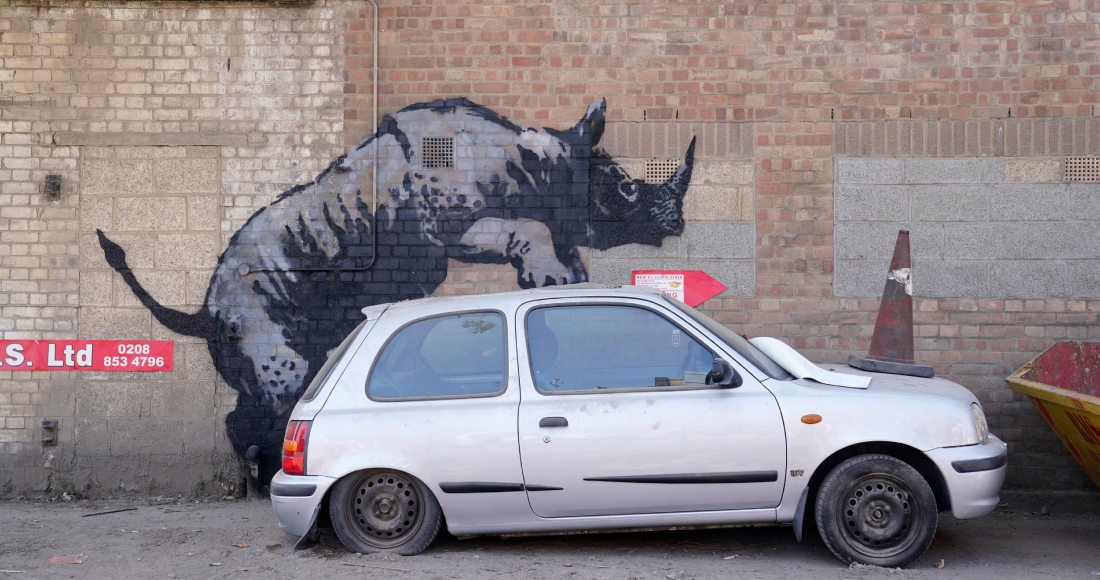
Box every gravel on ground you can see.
[1,489,1098,579]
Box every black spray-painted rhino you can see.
[97,97,695,482]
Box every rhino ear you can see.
[567,98,605,146]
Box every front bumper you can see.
[269,470,337,537]
[926,435,1008,520]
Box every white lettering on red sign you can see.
[0,340,173,372]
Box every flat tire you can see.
[329,469,442,555]
[815,454,938,567]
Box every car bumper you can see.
[269,470,337,537]
[926,435,1007,520]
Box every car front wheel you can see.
[815,454,938,568]
[329,469,442,555]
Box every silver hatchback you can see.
[271,285,1006,568]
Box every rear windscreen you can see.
[300,320,368,402]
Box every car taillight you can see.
[282,420,311,475]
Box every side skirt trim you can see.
[439,482,525,494]
[583,471,779,484]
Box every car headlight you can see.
[970,403,989,444]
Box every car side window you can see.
[526,305,716,393]
[368,311,506,400]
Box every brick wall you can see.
[0,0,346,496]
[342,0,1100,490]
[2,0,1098,495]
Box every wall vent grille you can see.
[645,158,680,184]
[421,137,454,169]
[1065,157,1100,182]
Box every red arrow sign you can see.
[631,270,728,307]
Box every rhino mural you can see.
[97,97,696,482]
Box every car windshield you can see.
[665,296,792,381]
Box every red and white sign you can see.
[0,340,174,372]
[631,270,729,307]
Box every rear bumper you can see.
[269,470,337,537]
[926,435,1007,520]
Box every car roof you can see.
[361,284,668,315]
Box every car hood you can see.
[768,364,984,450]
[809,363,979,405]
[783,363,981,413]
[750,336,975,404]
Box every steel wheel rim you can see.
[346,472,424,549]
[836,473,921,559]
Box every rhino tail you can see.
[96,229,216,341]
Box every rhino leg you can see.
[459,217,588,288]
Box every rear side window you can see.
[368,311,507,400]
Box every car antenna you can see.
[412,271,429,298]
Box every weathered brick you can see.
[2,0,1098,497]
[1004,158,1062,183]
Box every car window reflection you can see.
[526,305,715,393]
[368,312,506,400]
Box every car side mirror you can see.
[711,358,743,388]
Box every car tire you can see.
[814,454,937,568]
[329,469,442,555]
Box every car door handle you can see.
[539,417,568,428]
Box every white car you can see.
[270,285,1006,568]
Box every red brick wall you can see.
[345,0,1097,126]
[338,0,1100,488]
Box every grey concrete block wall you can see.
[910,185,987,222]
[590,222,756,296]
[834,157,1100,298]
[835,158,903,184]
[590,254,756,297]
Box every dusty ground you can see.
[1,490,1098,579]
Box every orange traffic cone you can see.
[847,230,934,378]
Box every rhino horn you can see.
[663,136,696,199]
[643,136,696,237]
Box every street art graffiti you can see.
[97,97,696,482]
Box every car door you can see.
[311,305,531,531]
[516,297,787,518]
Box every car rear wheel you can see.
[329,469,442,555]
[815,454,937,568]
